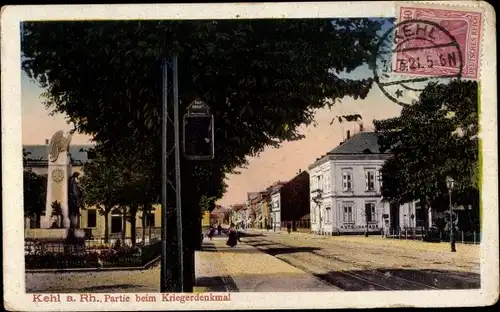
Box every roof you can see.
[328,132,385,154]
[23,144,94,165]
[270,183,286,194]
[231,204,246,211]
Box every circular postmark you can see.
[372,19,463,106]
[51,168,65,183]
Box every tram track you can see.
[245,238,442,291]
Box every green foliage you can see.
[50,200,62,216]
[23,148,47,218]
[79,150,124,215]
[21,19,383,212]
[23,170,47,217]
[374,80,479,209]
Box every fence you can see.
[25,236,162,269]
[385,227,481,245]
[85,231,161,247]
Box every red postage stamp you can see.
[394,6,483,79]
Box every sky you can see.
[21,18,411,207]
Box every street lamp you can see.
[364,205,369,237]
[312,189,323,235]
[183,99,215,160]
[446,176,457,252]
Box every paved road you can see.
[242,230,481,291]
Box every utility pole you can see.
[161,56,184,292]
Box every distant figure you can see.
[66,172,84,247]
[207,226,215,241]
[217,224,222,235]
[226,223,238,247]
[287,222,292,234]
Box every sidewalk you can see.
[194,235,341,292]
[247,228,480,255]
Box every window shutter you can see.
[365,171,369,191]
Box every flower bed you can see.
[25,240,161,270]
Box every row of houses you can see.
[229,129,435,235]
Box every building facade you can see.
[270,171,310,231]
[228,204,246,228]
[270,190,282,231]
[308,131,422,236]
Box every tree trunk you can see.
[181,197,202,293]
[130,205,138,246]
[104,210,110,243]
[121,206,127,243]
[142,208,147,243]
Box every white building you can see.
[270,190,282,231]
[308,131,423,236]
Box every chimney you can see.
[346,130,351,140]
[45,139,49,145]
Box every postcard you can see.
[1,1,498,311]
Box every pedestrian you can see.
[287,222,292,234]
[217,224,222,235]
[207,226,215,241]
[226,223,238,247]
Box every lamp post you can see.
[312,189,323,235]
[377,171,384,237]
[446,176,456,252]
[365,207,369,237]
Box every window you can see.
[365,170,376,191]
[325,207,331,223]
[146,213,155,227]
[87,209,97,228]
[316,175,321,190]
[342,171,353,191]
[365,202,376,222]
[324,173,331,191]
[377,169,383,190]
[342,202,354,223]
[111,216,122,233]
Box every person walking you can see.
[287,222,292,234]
[217,224,222,235]
[226,223,238,247]
[207,226,215,241]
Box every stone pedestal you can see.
[40,152,72,229]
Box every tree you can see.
[23,149,47,225]
[79,150,126,243]
[23,170,47,222]
[120,158,159,246]
[374,80,479,226]
[21,19,384,291]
